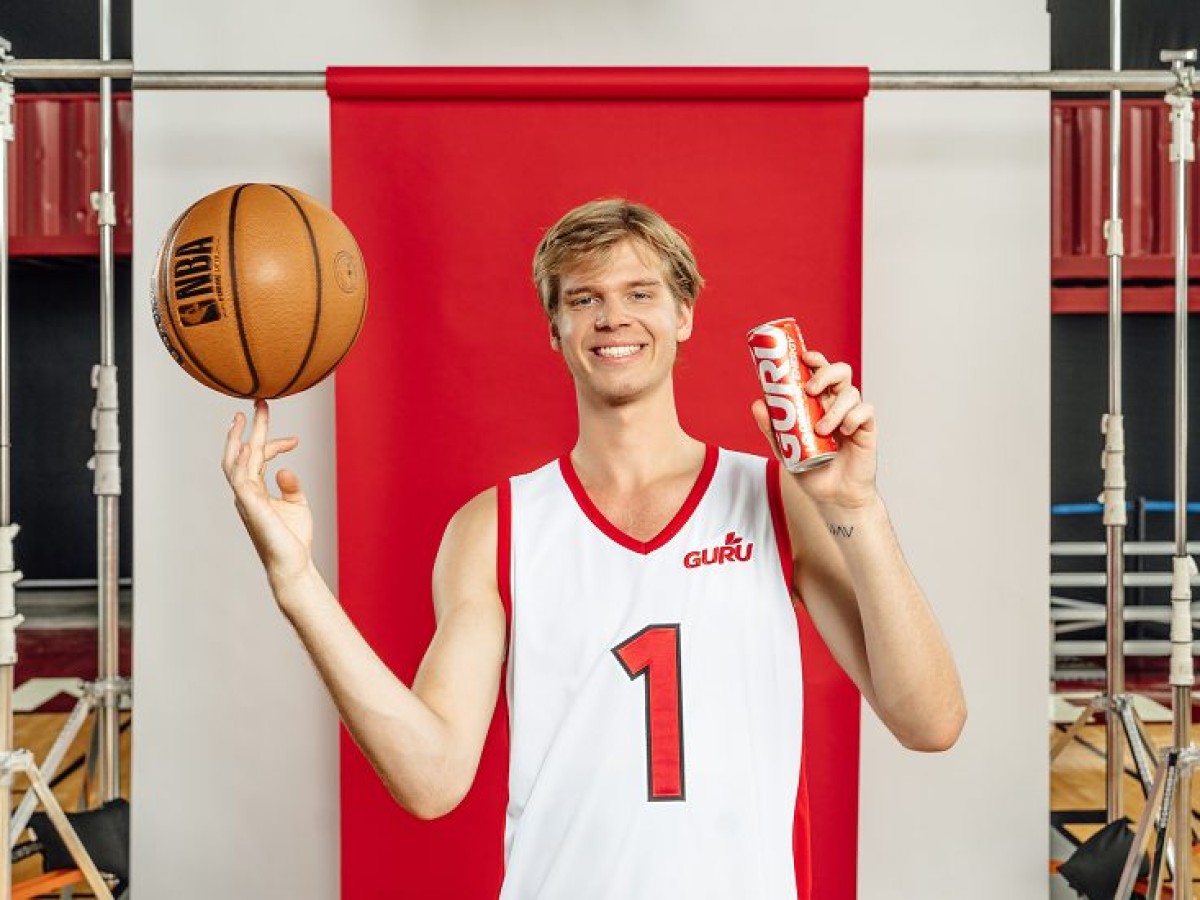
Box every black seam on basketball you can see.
[159,198,247,396]
[272,185,322,396]
[229,184,261,397]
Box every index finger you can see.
[805,360,853,396]
[246,400,271,472]
[801,349,830,369]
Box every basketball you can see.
[151,183,368,399]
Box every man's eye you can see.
[631,291,651,301]
[570,295,597,308]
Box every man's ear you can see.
[676,299,695,343]
[549,319,561,351]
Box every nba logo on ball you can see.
[151,183,368,399]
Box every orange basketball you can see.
[151,183,368,399]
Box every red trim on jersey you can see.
[765,459,795,594]
[558,445,719,555]
[794,748,813,899]
[496,480,513,631]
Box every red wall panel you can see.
[6,93,132,257]
[1052,98,1200,312]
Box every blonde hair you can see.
[532,199,704,320]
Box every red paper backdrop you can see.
[328,67,867,899]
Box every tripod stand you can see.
[1051,0,1164,844]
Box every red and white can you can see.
[746,318,838,473]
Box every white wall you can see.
[131,92,342,896]
[133,3,1048,898]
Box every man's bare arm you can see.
[223,402,506,818]
[780,475,965,751]
[752,350,965,752]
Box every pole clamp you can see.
[90,191,117,228]
[1169,555,1198,686]
[1171,554,1197,602]
[83,676,131,704]
[1100,413,1128,527]
[0,37,12,143]
[0,36,11,82]
[0,749,33,781]
[1162,50,1198,163]
[1166,93,1196,164]
[1162,49,1198,94]
[0,527,27,661]
[88,365,121,497]
[0,81,13,144]
[1104,219,1125,258]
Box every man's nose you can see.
[595,298,631,328]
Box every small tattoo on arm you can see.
[828,524,855,538]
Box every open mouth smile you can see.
[591,344,646,360]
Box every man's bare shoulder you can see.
[446,486,499,539]
[433,487,502,618]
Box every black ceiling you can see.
[1049,0,1199,70]
[0,0,132,92]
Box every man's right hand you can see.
[221,399,313,586]
[220,400,505,818]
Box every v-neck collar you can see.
[558,445,719,555]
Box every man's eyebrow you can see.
[563,278,663,297]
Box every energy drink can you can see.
[746,318,838,473]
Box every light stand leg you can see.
[1148,756,1180,900]
[1118,751,1174,899]
[1117,696,1160,797]
[1051,699,1101,760]
[17,754,112,900]
[9,694,95,843]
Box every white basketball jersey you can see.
[498,446,810,900]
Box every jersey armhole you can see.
[765,459,795,596]
[496,479,513,636]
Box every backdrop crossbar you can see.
[0,60,1190,92]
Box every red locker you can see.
[5,93,133,257]
[1052,97,1200,312]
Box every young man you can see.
[222,199,965,899]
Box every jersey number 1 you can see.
[612,624,686,802]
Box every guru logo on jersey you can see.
[683,532,754,569]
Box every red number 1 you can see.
[612,624,686,802]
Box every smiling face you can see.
[552,239,694,407]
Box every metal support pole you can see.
[1164,48,1197,898]
[0,38,18,900]
[0,60,1188,93]
[91,0,122,806]
[1103,0,1128,823]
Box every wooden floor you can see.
[8,711,131,898]
[1053,718,1200,897]
[10,703,1200,897]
